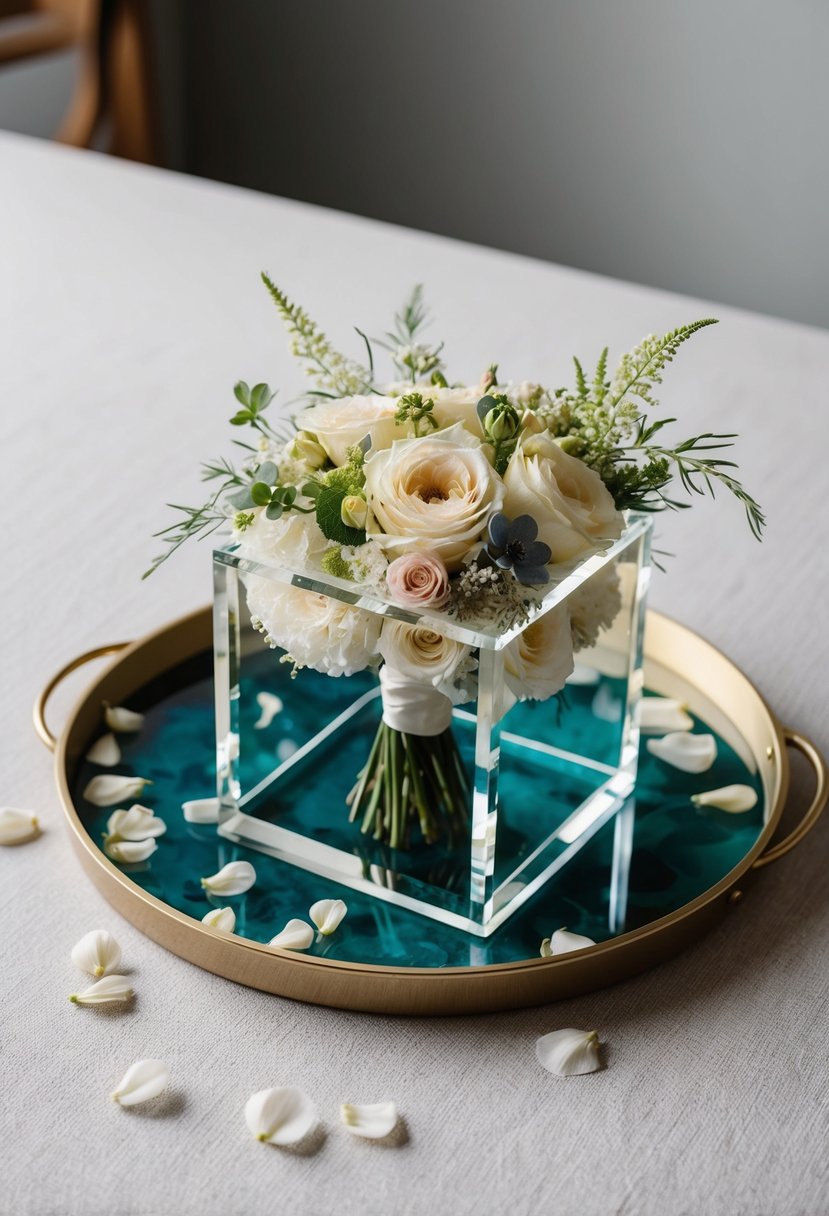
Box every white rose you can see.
[428,386,484,435]
[244,578,380,677]
[364,422,504,570]
[502,432,623,562]
[378,620,469,689]
[503,603,574,702]
[568,561,623,653]
[298,395,406,466]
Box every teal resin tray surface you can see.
[69,647,765,969]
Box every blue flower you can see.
[485,513,551,586]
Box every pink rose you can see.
[386,552,451,609]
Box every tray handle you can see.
[753,728,828,868]
[33,644,130,752]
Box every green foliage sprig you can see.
[261,273,371,396]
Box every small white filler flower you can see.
[535,1028,602,1076]
[540,928,596,957]
[71,929,122,977]
[82,775,153,807]
[111,1059,170,1106]
[309,898,347,936]
[202,906,236,932]
[245,1087,317,1145]
[646,732,717,773]
[691,784,758,813]
[268,919,314,950]
[340,1101,399,1139]
[200,860,256,897]
[0,808,40,846]
[69,975,134,1006]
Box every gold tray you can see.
[34,608,827,1016]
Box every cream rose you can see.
[364,422,504,570]
[236,509,328,569]
[428,386,484,435]
[503,603,574,703]
[298,395,406,467]
[244,578,380,677]
[503,432,623,562]
[378,620,469,688]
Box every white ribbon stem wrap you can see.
[379,665,453,737]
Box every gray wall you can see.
[3,1,828,329]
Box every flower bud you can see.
[340,495,367,530]
[289,430,327,469]
[484,402,520,443]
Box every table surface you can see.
[2,130,828,1216]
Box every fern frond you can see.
[592,346,609,404]
[608,319,718,411]
[573,356,588,400]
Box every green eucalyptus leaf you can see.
[302,480,322,499]
[255,461,278,486]
[227,487,255,510]
[265,502,284,521]
[251,481,273,506]
[476,395,497,424]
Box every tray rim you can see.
[41,605,824,1014]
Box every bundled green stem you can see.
[347,723,470,851]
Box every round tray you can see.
[35,608,826,1015]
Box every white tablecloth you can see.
[2,131,828,1216]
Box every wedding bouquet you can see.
[148,279,762,851]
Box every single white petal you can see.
[70,974,133,1005]
[103,703,145,733]
[268,919,314,950]
[340,1101,398,1139]
[245,1087,317,1145]
[309,898,347,936]
[111,1059,170,1106]
[544,928,597,956]
[200,860,256,896]
[535,1028,601,1076]
[106,805,166,842]
[105,837,158,863]
[82,775,152,807]
[691,783,758,813]
[254,691,284,730]
[71,929,122,977]
[202,906,236,932]
[85,734,121,766]
[0,807,40,846]
[182,797,220,824]
[638,697,694,734]
[646,732,717,774]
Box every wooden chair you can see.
[0,0,159,163]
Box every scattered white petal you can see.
[69,974,134,1006]
[540,928,597,957]
[340,1101,398,1139]
[591,684,622,723]
[111,1059,170,1106]
[309,898,347,936]
[71,930,122,977]
[566,664,600,687]
[0,807,40,846]
[182,797,220,824]
[103,703,145,733]
[202,906,236,932]
[254,691,283,730]
[82,775,152,807]
[691,784,758,813]
[245,1087,317,1145]
[200,860,256,896]
[646,732,717,774]
[535,1028,601,1076]
[268,919,314,950]
[85,734,121,766]
[105,838,158,864]
[639,697,694,734]
[106,805,166,841]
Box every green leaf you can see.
[234,382,251,406]
[315,483,366,546]
[476,395,497,424]
[230,410,254,426]
[255,461,278,486]
[251,382,272,412]
[302,480,322,499]
[251,482,273,506]
[227,487,255,510]
[265,502,284,521]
